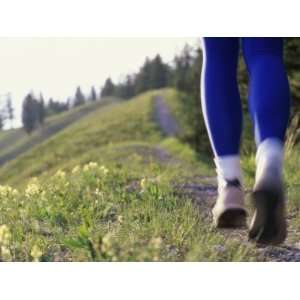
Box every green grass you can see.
[0,88,262,261]
[0,97,119,166]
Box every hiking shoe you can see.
[248,168,287,245]
[212,179,247,228]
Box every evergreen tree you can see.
[66,97,72,109]
[6,94,14,129]
[74,86,85,106]
[101,78,115,97]
[173,44,193,92]
[22,93,39,134]
[134,58,152,94]
[115,75,136,99]
[149,54,169,89]
[123,75,135,99]
[46,98,69,116]
[89,86,97,101]
[38,93,45,125]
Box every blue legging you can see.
[201,37,290,157]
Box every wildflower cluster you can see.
[99,165,109,175]
[83,162,98,172]
[82,162,109,175]
[54,170,66,180]
[0,225,12,261]
[25,182,41,198]
[0,185,18,198]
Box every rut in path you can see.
[152,93,300,262]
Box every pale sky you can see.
[0,38,199,128]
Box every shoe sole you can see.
[248,189,287,245]
[214,208,247,229]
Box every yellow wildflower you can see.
[0,225,11,246]
[0,185,16,197]
[72,165,80,174]
[12,189,19,197]
[25,183,40,198]
[1,246,12,261]
[83,162,99,172]
[100,166,109,175]
[54,170,66,179]
[140,178,146,189]
[88,162,98,169]
[95,188,101,196]
[30,245,43,262]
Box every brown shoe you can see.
[212,180,247,228]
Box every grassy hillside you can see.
[0,87,300,262]
[0,97,119,166]
[0,88,266,262]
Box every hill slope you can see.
[0,97,119,166]
[0,88,299,262]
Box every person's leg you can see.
[201,37,246,227]
[242,37,290,244]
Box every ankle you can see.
[214,155,243,192]
[255,138,284,183]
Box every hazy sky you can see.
[0,38,198,128]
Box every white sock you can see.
[255,138,284,184]
[214,155,242,192]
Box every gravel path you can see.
[153,95,179,137]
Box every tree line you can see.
[100,45,204,151]
[100,38,300,153]
[21,86,99,133]
[21,38,300,143]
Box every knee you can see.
[203,37,239,62]
[242,38,284,72]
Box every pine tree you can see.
[38,93,45,125]
[89,86,97,101]
[74,86,85,107]
[22,93,39,134]
[134,58,152,94]
[149,54,169,89]
[173,44,193,92]
[6,94,14,129]
[115,75,135,99]
[101,78,115,97]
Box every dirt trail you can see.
[154,95,179,136]
[153,93,300,262]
